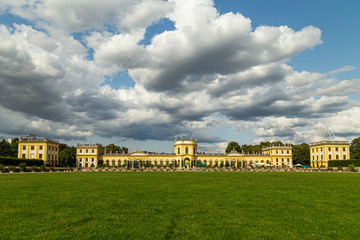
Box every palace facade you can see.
[76,139,293,168]
[18,134,60,166]
[310,140,350,167]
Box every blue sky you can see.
[0,0,359,152]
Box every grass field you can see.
[1,172,360,240]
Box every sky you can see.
[0,0,359,153]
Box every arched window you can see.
[160,160,164,166]
[166,160,169,167]
[185,147,188,154]
[204,160,207,165]
[154,160,158,167]
[209,160,213,166]
[112,160,115,166]
[118,160,121,166]
[106,160,109,166]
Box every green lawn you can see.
[1,172,360,239]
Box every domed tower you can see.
[174,138,197,156]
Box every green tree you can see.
[225,141,242,154]
[121,146,129,154]
[292,143,310,165]
[10,138,19,157]
[59,146,76,167]
[0,139,12,157]
[105,144,121,154]
[350,137,360,160]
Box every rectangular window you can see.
[287,150,289,154]
[92,149,94,153]
[79,149,82,153]
[31,146,35,150]
[281,150,284,154]
[343,155,346,160]
[328,147,331,151]
[86,149,88,153]
[85,158,88,162]
[22,146,26,150]
[312,149,314,153]
[22,154,26,158]
[49,146,51,151]
[316,156,318,160]
[39,154,43,159]
[316,148,318,152]
[329,155,331,160]
[343,147,346,151]
[336,155,339,160]
[312,156,314,160]
[276,150,278,154]
[335,147,338,151]
[92,158,94,162]
[321,155,323,160]
[79,158,82,162]
[320,148,323,152]
[39,146,43,150]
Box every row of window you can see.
[177,147,196,155]
[274,150,290,154]
[78,158,95,162]
[22,145,57,151]
[78,149,95,154]
[21,153,57,160]
[312,147,346,153]
[312,155,347,160]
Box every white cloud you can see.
[0,0,358,148]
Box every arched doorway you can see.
[184,158,191,169]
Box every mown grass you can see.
[1,172,360,239]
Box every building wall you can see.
[76,144,104,167]
[18,141,59,166]
[310,141,350,167]
[76,140,294,168]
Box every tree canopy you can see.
[0,138,18,158]
[225,141,242,153]
[292,143,310,165]
[59,146,76,167]
[350,137,360,160]
[105,144,129,154]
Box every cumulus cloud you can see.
[0,0,359,150]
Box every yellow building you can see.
[18,134,60,166]
[76,143,105,168]
[76,138,293,168]
[310,140,350,167]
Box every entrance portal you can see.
[184,158,190,169]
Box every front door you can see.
[184,158,190,168]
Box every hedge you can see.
[0,156,44,166]
[328,160,360,167]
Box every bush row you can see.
[0,156,44,166]
[328,160,360,167]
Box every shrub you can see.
[31,166,37,172]
[40,165,46,172]
[329,160,360,167]
[0,164,4,172]
[19,163,27,172]
[0,156,43,166]
[348,164,356,172]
